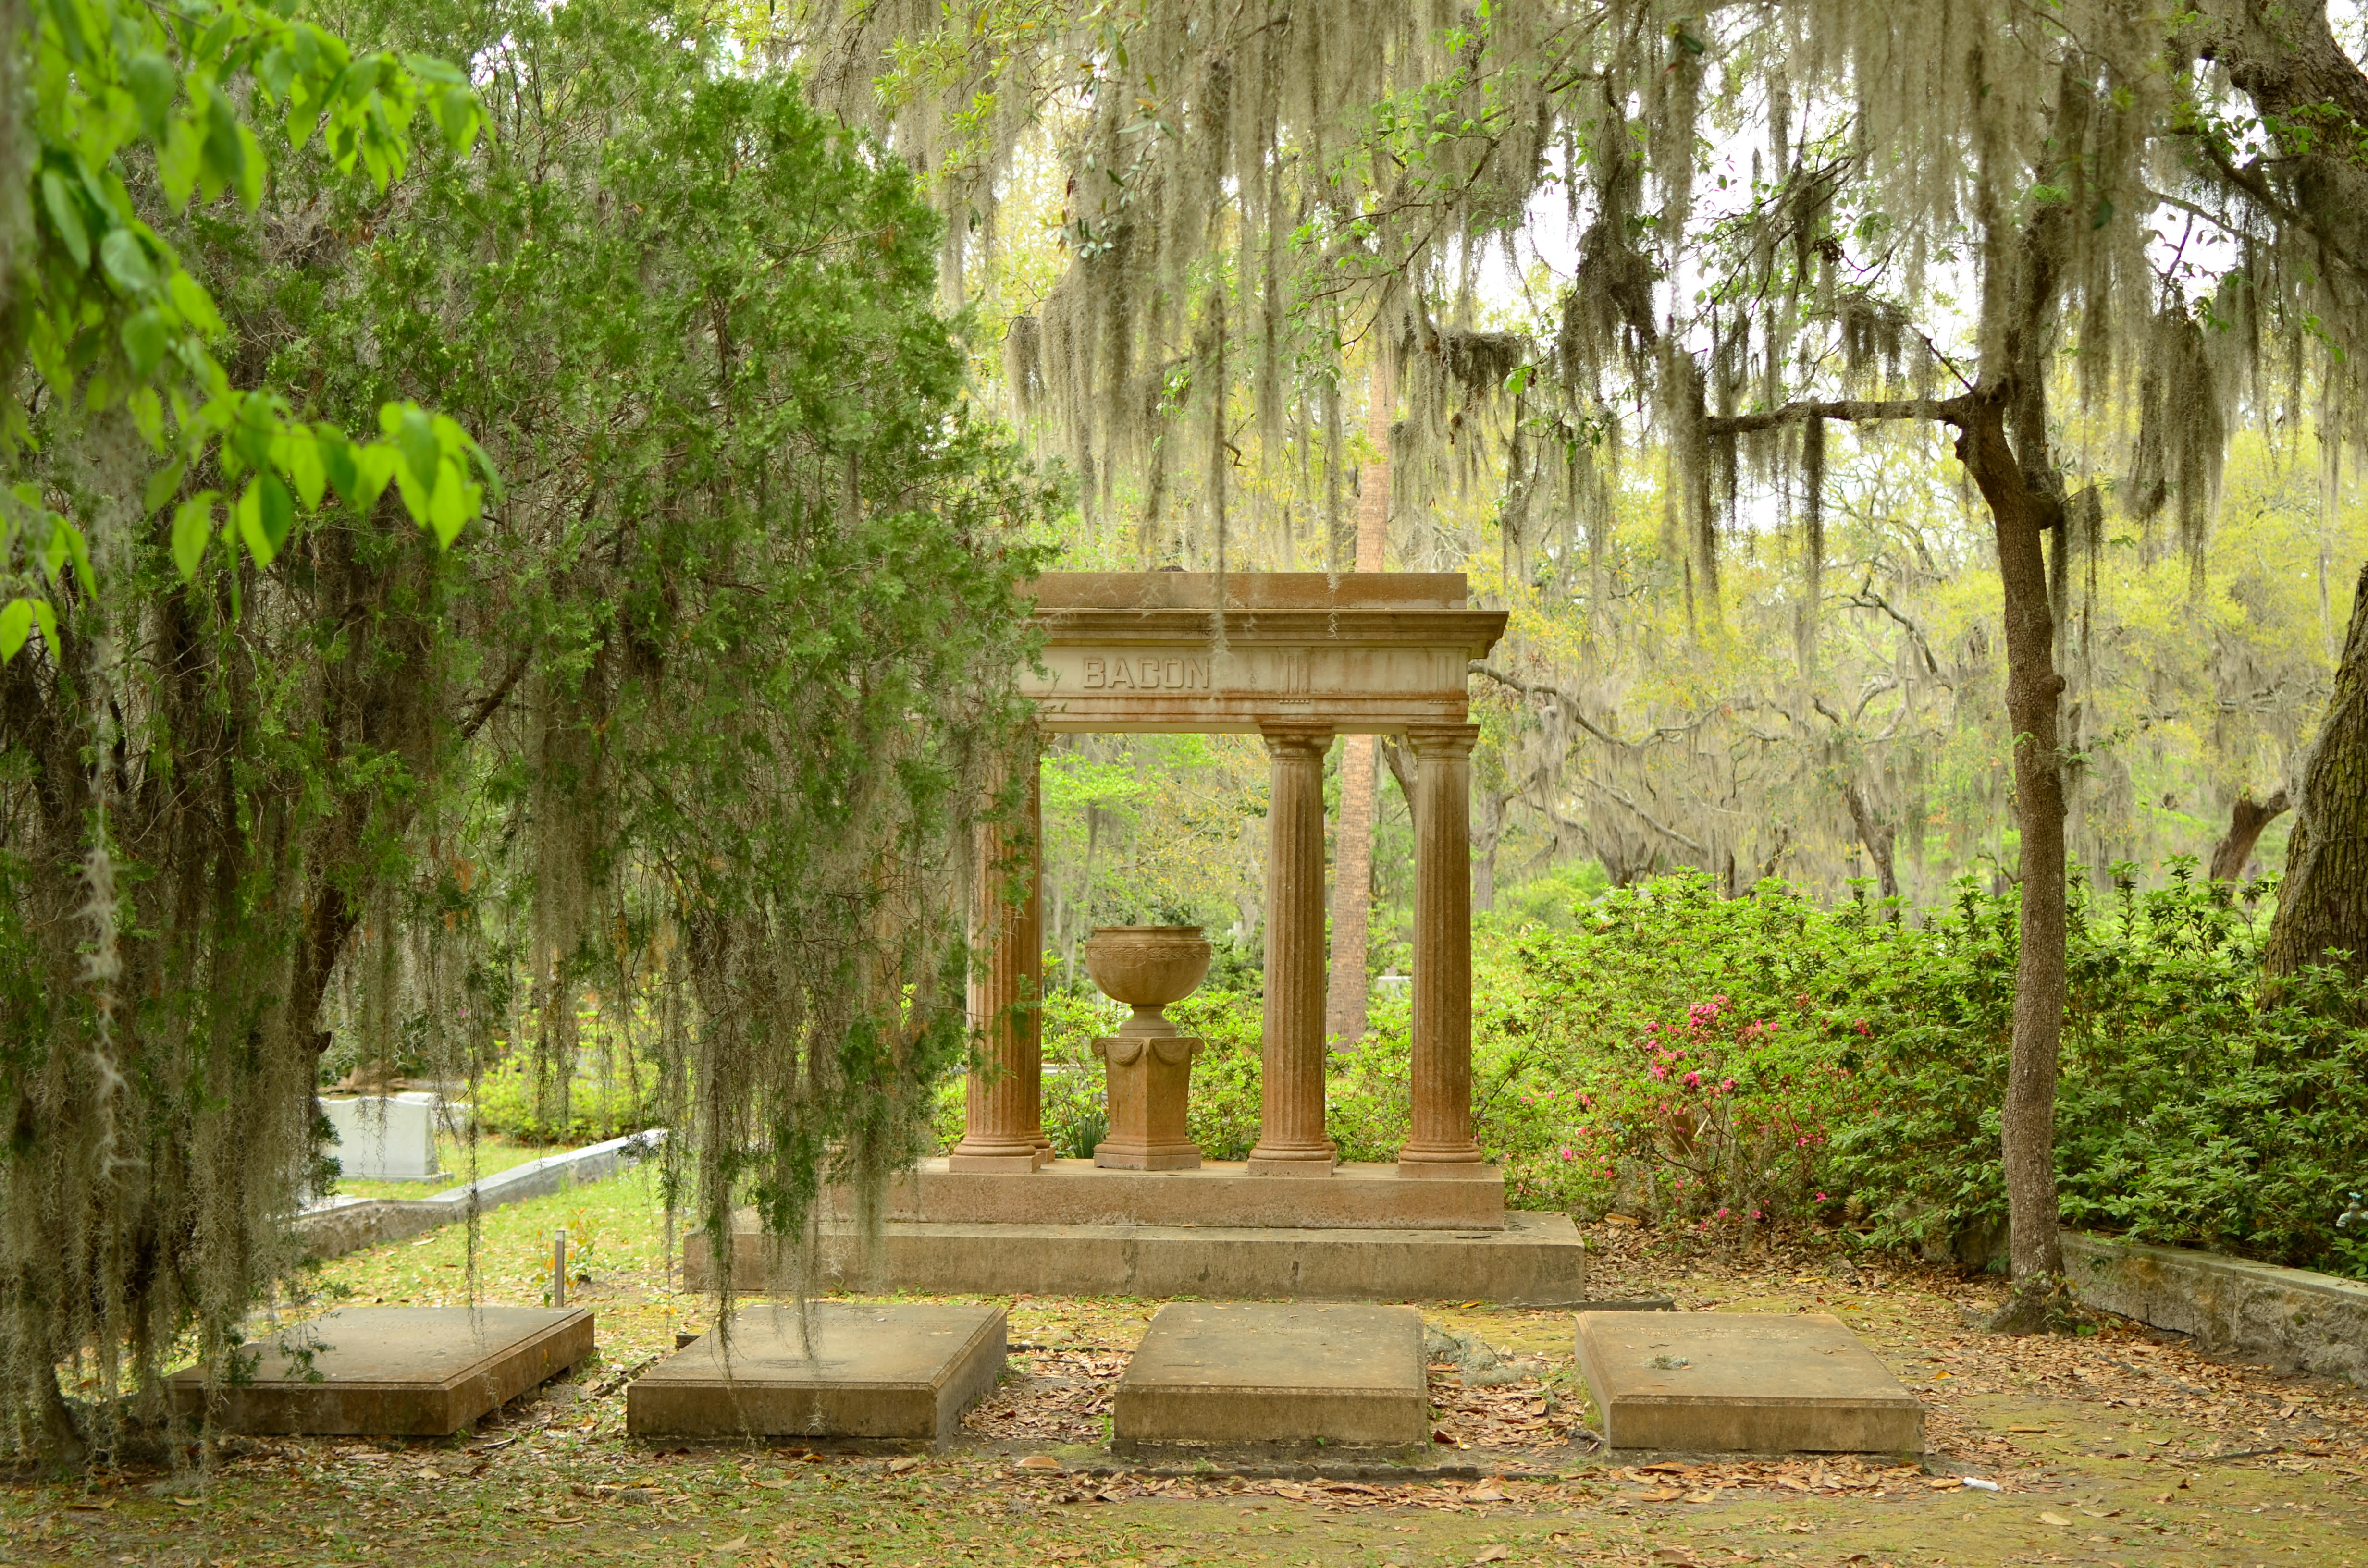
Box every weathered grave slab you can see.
[626,1302,1005,1446]
[1112,1302,1426,1449]
[167,1307,592,1436]
[1574,1310,1923,1453]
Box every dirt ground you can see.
[4,1168,2363,1567]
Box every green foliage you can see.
[471,1056,660,1147]
[0,0,1057,1460]
[8,0,492,646]
[1467,869,2368,1279]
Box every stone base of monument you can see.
[1111,1302,1427,1450]
[689,1210,1583,1305]
[830,1157,1505,1229]
[165,1307,593,1436]
[1574,1310,1924,1453]
[626,1302,1005,1447]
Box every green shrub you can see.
[472,1054,663,1145]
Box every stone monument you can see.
[690,573,1588,1304]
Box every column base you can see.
[1245,1148,1338,1177]
[948,1143,1045,1173]
[1396,1146,1489,1179]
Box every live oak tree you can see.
[794,0,2368,1321]
[0,0,1054,1458]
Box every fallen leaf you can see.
[1926,1476,1962,1489]
[1016,1455,1063,1472]
[2008,1425,2048,1434]
[885,1457,920,1474]
[1466,1484,1508,1503]
[168,1497,203,1508]
[1635,1487,1683,1502]
[712,1536,749,1554]
[2038,1511,2071,1527]
[751,1479,794,1490]
[1474,1548,1511,1564]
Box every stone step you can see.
[832,1156,1503,1231]
[688,1210,1586,1306]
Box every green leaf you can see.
[427,458,468,546]
[99,228,157,296]
[0,599,32,662]
[354,445,399,514]
[257,472,295,554]
[168,270,226,336]
[126,49,176,133]
[160,116,203,208]
[41,170,90,269]
[391,402,442,496]
[234,121,267,209]
[287,432,327,509]
[32,600,58,663]
[235,480,274,567]
[173,492,218,579]
[121,307,168,376]
[144,460,187,514]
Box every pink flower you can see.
[1853,1019,1871,1037]
[1816,1192,1828,1202]
[1559,1146,1574,1162]
[1683,1071,1702,1088]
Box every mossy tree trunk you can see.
[2265,561,2368,987]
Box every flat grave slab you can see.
[626,1302,1005,1447]
[167,1307,593,1436]
[1112,1302,1426,1449]
[1574,1310,1923,1453]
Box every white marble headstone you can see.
[322,1092,443,1180]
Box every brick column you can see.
[950,738,1046,1171]
[1400,723,1487,1176]
[1248,721,1337,1176]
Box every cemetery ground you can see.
[3,1167,2363,1568]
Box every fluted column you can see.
[1248,721,1337,1176]
[1400,723,1487,1176]
[950,737,1046,1171]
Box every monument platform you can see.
[689,1210,1584,1304]
[1112,1302,1427,1449]
[626,1302,1004,1447]
[834,1157,1503,1230]
[166,1306,593,1436]
[1574,1310,1924,1453]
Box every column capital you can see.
[1258,720,1336,755]
[1404,722,1480,758]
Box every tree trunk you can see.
[1956,399,2070,1290]
[2265,560,2368,986]
[2208,789,2290,883]
[1840,780,1900,900]
[1326,354,1394,1047]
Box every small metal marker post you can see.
[553,1229,569,1308]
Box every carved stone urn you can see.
[1082,925,1210,1170]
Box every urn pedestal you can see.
[1091,1034,1203,1170]
[1083,926,1211,1172]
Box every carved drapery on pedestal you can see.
[949,738,1047,1171]
[1248,722,1338,1175]
[1400,723,1486,1175]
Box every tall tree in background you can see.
[1327,354,1394,1047]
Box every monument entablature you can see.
[1024,571,1506,733]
